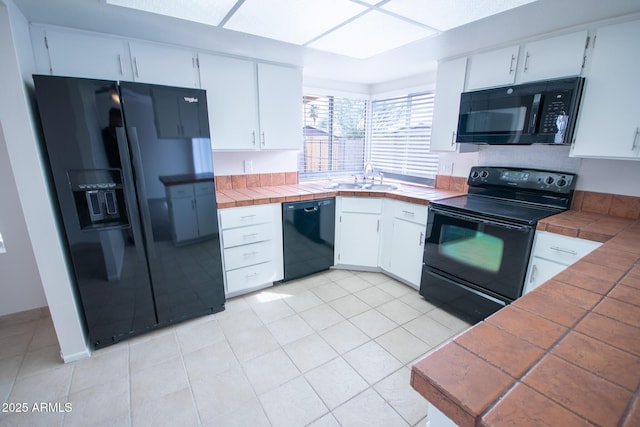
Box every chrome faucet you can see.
[363,163,374,184]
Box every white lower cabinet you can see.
[524,231,601,294]
[335,197,382,268]
[218,203,283,297]
[380,200,428,289]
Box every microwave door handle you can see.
[529,94,542,134]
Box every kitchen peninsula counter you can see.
[411,209,640,427]
[215,180,463,209]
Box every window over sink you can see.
[299,91,439,185]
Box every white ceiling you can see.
[8,0,640,87]
[105,0,535,59]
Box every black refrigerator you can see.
[33,75,225,349]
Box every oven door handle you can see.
[430,207,532,232]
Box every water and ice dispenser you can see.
[68,169,129,230]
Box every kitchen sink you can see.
[325,182,363,189]
[361,183,399,191]
[324,182,399,191]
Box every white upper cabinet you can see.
[256,63,303,150]
[129,41,198,88]
[430,57,468,152]
[571,19,640,160]
[39,29,132,81]
[199,54,259,150]
[518,30,588,83]
[465,30,588,90]
[198,56,302,151]
[466,45,519,90]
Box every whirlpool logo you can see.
[183,96,199,103]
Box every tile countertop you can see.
[214,181,463,209]
[411,210,640,427]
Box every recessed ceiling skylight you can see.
[105,0,539,59]
[307,10,436,59]
[106,0,238,26]
[382,0,538,31]
[224,0,367,46]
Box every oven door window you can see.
[440,225,504,273]
[425,209,534,301]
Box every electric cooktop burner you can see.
[432,166,577,226]
[433,194,564,225]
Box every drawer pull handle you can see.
[241,214,256,219]
[402,210,415,216]
[530,264,537,283]
[243,251,258,257]
[550,246,577,255]
[245,272,259,279]
[419,231,424,246]
[243,233,258,239]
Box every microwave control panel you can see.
[539,91,572,135]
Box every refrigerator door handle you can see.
[127,126,156,259]
[115,127,147,261]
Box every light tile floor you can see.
[0,270,472,427]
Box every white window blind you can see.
[299,95,367,181]
[370,92,439,183]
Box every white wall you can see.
[0,122,47,315]
[213,151,299,175]
[0,0,88,361]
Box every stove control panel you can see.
[468,167,576,194]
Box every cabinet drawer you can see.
[226,261,280,295]
[394,201,428,225]
[533,231,601,265]
[340,197,382,214]
[222,223,273,249]
[194,181,214,196]
[224,240,273,270]
[219,204,275,229]
[168,184,194,199]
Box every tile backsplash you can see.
[572,191,640,219]
[215,172,298,190]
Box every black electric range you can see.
[421,166,577,322]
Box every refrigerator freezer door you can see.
[33,75,157,348]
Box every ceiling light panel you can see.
[382,0,538,31]
[308,10,436,59]
[224,0,367,45]
[106,0,238,26]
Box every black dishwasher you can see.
[281,198,335,281]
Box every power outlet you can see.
[441,162,454,175]
[243,160,253,173]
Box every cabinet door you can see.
[129,41,197,88]
[338,213,380,267]
[519,31,588,83]
[388,218,425,287]
[257,63,303,150]
[199,54,259,150]
[430,57,467,152]
[44,30,131,80]
[523,257,566,294]
[466,45,519,90]
[170,197,199,242]
[571,20,640,159]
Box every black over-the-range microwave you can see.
[456,76,585,145]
